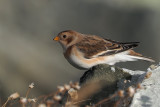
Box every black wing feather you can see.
[100,39,139,56]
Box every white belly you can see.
[66,54,91,70]
[65,49,137,70]
[66,53,109,70]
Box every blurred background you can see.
[0,0,160,100]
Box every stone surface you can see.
[117,68,145,90]
[63,63,160,107]
[80,64,132,85]
[79,64,132,106]
[130,64,160,107]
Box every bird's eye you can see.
[63,35,66,38]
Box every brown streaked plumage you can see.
[53,30,155,69]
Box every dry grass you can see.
[1,72,151,107]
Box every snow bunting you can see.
[53,30,154,69]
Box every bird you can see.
[53,30,154,70]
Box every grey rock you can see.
[130,65,160,107]
[80,64,132,85]
[63,64,160,107]
[79,64,131,106]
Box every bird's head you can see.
[53,30,83,50]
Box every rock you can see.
[130,64,160,107]
[78,64,131,106]
[63,63,160,107]
[117,68,145,90]
[80,64,132,84]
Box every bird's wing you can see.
[75,36,139,59]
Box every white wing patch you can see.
[91,50,115,58]
[105,51,138,65]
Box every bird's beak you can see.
[53,36,60,41]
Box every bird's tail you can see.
[128,50,155,62]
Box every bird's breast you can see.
[64,46,108,69]
[63,46,90,69]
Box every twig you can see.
[95,93,117,107]
[114,98,122,107]
[73,99,91,105]
[2,97,11,107]
[26,83,34,98]
[25,88,31,98]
